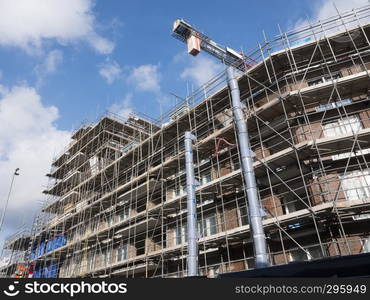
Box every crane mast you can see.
[172,19,269,270]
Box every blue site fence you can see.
[30,234,67,260]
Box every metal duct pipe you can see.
[226,66,269,268]
[184,131,198,276]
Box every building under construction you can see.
[1,5,370,278]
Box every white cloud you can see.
[109,93,133,120]
[99,59,122,84]
[0,0,114,54]
[0,85,70,244]
[181,55,223,87]
[34,49,63,86]
[294,0,369,33]
[312,0,368,21]
[44,50,64,73]
[88,33,115,55]
[128,64,161,93]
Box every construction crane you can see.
[172,19,256,72]
[172,19,269,270]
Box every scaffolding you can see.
[0,225,31,277]
[2,4,370,278]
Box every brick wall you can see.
[127,243,137,259]
[294,121,323,144]
[220,161,233,176]
[327,236,363,256]
[166,228,175,248]
[351,92,368,101]
[229,261,245,272]
[145,236,162,253]
[308,173,345,205]
[212,161,233,179]
[359,109,370,129]
[223,206,239,230]
[261,195,284,217]
[272,252,288,265]
[340,64,362,77]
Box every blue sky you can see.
[0,0,368,247]
[0,0,317,130]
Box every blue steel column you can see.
[184,131,198,276]
[226,66,269,268]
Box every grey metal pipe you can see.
[226,66,269,268]
[184,131,198,276]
